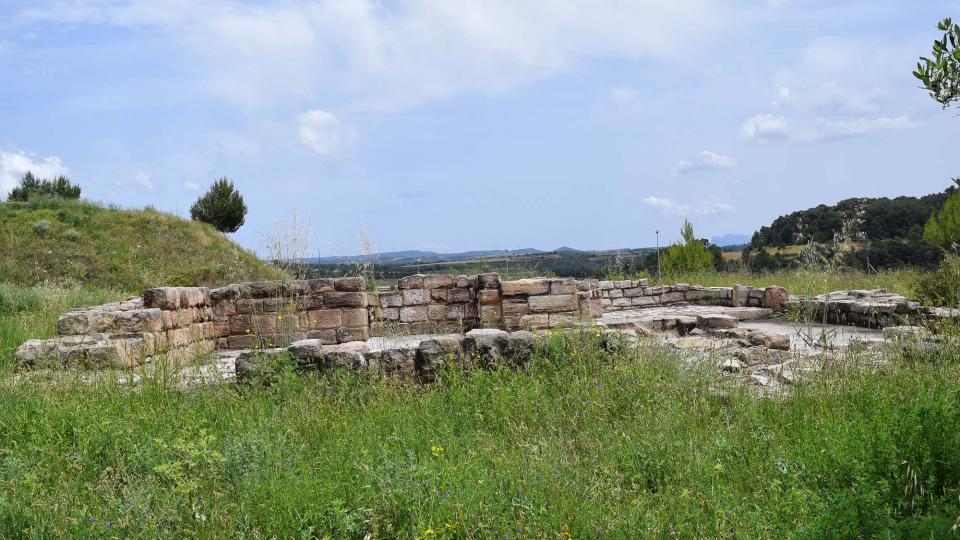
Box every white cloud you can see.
[184,180,200,191]
[0,148,69,196]
[674,150,735,176]
[17,0,733,111]
[643,196,732,216]
[131,170,154,190]
[741,113,910,142]
[297,109,349,156]
[740,114,790,141]
[743,37,915,143]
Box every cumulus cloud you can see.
[0,148,69,196]
[131,170,154,190]
[741,113,910,142]
[643,196,732,216]
[674,150,735,176]
[17,0,732,111]
[297,109,350,156]
[740,114,790,141]
[742,36,915,143]
[184,180,201,191]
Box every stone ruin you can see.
[14,272,956,387]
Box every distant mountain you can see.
[711,233,751,246]
[310,248,546,265]
[553,246,585,253]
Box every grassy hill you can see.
[0,198,286,293]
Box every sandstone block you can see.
[449,287,472,303]
[337,326,369,343]
[623,287,645,298]
[528,294,578,313]
[398,274,424,289]
[599,281,615,290]
[239,281,282,299]
[178,287,209,308]
[661,291,685,303]
[305,329,338,344]
[308,278,336,293]
[143,287,181,310]
[520,313,550,330]
[763,286,789,311]
[400,305,428,323]
[379,293,402,308]
[380,307,400,321]
[416,335,464,379]
[549,278,577,295]
[696,314,738,329]
[430,288,449,303]
[732,284,749,307]
[423,274,455,289]
[479,304,502,323]
[478,290,501,305]
[501,279,550,297]
[323,292,366,308]
[502,298,531,316]
[548,313,578,327]
[608,289,623,298]
[478,273,500,289]
[400,289,428,306]
[341,308,368,327]
[334,276,365,292]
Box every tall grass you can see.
[0,329,958,537]
[654,268,920,297]
[0,283,122,373]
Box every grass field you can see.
[2,273,959,537]
[1,329,959,537]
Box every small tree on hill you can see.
[190,178,247,233]
[925,179,960,254]
[661,220,715,277]
[7,172,81,201]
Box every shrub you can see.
[924,179,960,253]
[913,254,960,306]
[190,178,248,233]
[7,172,81,201]
[661,220,715,277]
[62,228,80,241]
[32,219,51,235]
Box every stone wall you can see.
[14,272,785,369]
[599,280,789,312]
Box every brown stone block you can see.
[528,294,578,313]
[520,313,550,330]
[502,298,530,316]
[306,309,341,329]
[548,313,578,327]
[398,274,424,289]
[204,321,230,339]
[479,304,501,322]
[449,287,472,303]
[306,329,338,344]
[423,274,455,289]
[334,276,365,292]
[379,293,402,308]
[400,305,428,323]
[549,278,577,295]
[308,278,336,293]
[323,292,366,308]
[337,326,369,343]
[227,334,259,349]
[478,272,500,289]
[430,288,450,303]
[143,287,180,310]
[341,308,368,327]
[501,278,550,297]
[478,290,501,305]
[427,304,447,321]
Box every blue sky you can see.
[0,1,957,256]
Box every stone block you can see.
[143,287,181,310]
[528,294,578,313]
[549,278,577,295]
[341,308,368,327]
[548,313,578,327]
[520,313,550,330]
[696,314,738,329]
[611,298,631,307]
[238,281,282,299]
[478,290,501,305]
[398,289,427,306]
[479,304,502,323]
[379,293,402,308]
[334,277,365,292]
[427,304,447,321]
[305,329,338,344]
[416,336,464,379]
[502,298,531,316]
[204,321,230,339]
[631,296,659,307]
[398,274,424,289]
[763,286,789,311]
[478,273,500,289]
[178,287,209,308]
[608,289,623,298]
[379,307,400,321]
[337,327,369,343]
[445,304,465,321]
[732,284,749,307]
[323,292,366,308]
[423,274,455,289]
[449,287,472,303]
[308,278,336,293]
[400,305,428,323]
[501,278,550,297]
[227,334,259,349]
[210,285,240,303]
[623,287,645,298]
[456,275,477,288]
[661,291,685,303]
[430,288,449,303]
[599,281,615,290]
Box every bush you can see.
[190,178,248,233]
[32,219,51,235]
[913,254,960,306]
[7,172,81,202]
[661,220,715,277]
[924,179,960,252]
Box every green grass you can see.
[650,268,920,298]
[0,329,959,537]
[0,197,286,292]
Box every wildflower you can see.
[424,527,436,537]
[431,445,444,457]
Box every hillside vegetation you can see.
[0,198,285,293]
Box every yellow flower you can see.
[431,445,444,457]
[423,527,436,537]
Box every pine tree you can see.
[190,178,248,233]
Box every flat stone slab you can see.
[599,305,773,331]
